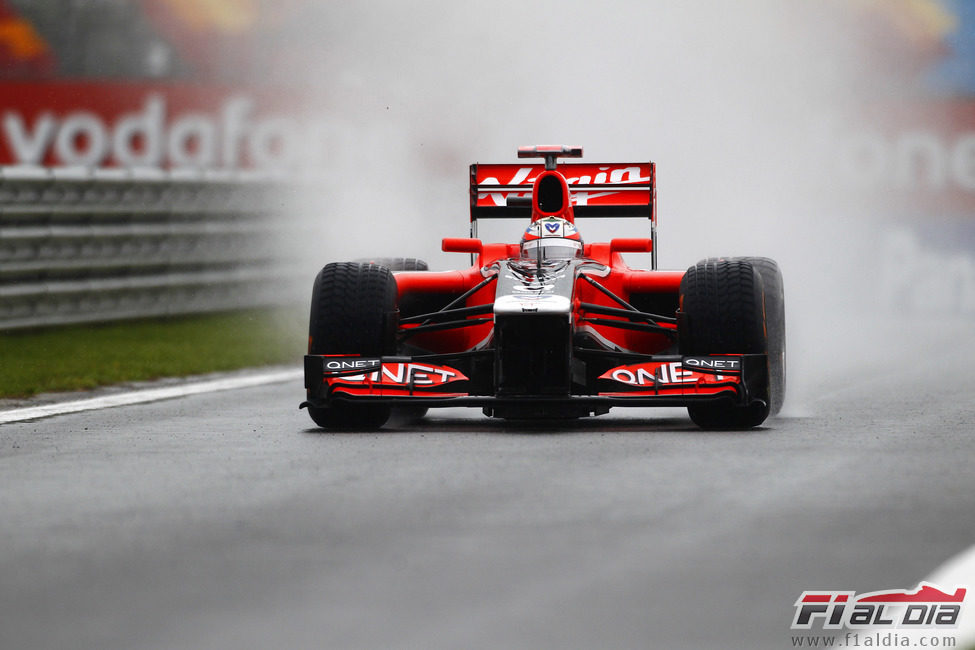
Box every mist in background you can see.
[275,0,960,412]
[289,1,841,267]
[10,0,960,412]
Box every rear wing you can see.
[469,160,657,267]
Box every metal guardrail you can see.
[0,166,302,330]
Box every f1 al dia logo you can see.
[792,582,967,630]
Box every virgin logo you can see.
[478,166,650,206]
[1,94,323,170]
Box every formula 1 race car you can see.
[301,146,785,430]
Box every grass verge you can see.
[0,308,306,399]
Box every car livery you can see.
[301,145,786,429]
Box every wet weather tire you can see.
[732,257,786,415]
[352,257,432,421]
[679,258,771,429]
[352,257,429,271]
[307,262,398,430]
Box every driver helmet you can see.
[520,216,583,260]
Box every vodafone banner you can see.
[0,81,326,170]
[833,99,975,217]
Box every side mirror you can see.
[442,237,483,254]
[610,238,653,253]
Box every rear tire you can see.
[307,262,398,430]
[679,258,770,429]
[352,257,428,271]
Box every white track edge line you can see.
[0,369,303,424]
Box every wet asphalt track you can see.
[2,326,974,650]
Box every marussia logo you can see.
[791,582,966,630]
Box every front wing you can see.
[302,353,769,413]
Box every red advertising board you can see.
[0,81,321,170]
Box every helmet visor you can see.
[521,238,583,260]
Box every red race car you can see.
[301,146,785,429]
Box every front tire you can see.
[732,257,785,415]
[307,402,391,430]
[307,262,398,430]
[679,258,771,429]
[353,257,432,422]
